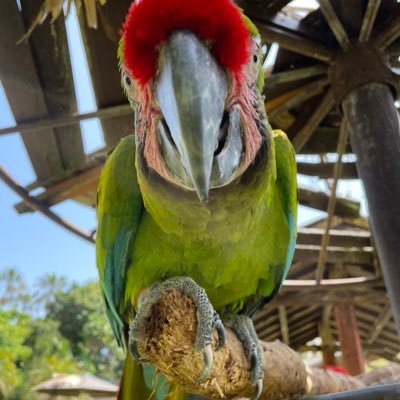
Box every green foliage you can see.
[0,267,123,399]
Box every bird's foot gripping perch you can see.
[128,277,225,382]
[223,314,264,400]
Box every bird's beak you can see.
[155,32,228,202]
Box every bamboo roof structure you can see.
[0,0,399,368]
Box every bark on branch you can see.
[136,289,364,399]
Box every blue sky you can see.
[0,5,102,286]
[0,3,366,286]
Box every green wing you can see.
[273,129,298,279]
[96,136,143,347]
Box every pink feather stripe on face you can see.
[122,0,251,86]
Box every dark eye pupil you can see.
[253,55,258,63]
[125,75,131,86]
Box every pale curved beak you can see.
[155,32,228,201]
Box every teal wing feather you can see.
[96,135,143,348]
[244,130,297,317]
[273,129,298,279]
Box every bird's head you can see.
[119,0,268,202]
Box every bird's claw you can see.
[196,344,213,383]
[213,311,226,351]
[128,277,226,383]
[251,379,263,400]
[223,314,264,399]
[128,338,149,363]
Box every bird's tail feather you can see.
[118,352,193,400]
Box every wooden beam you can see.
[16,164,363,216]
[366,304,392,345]
[374,13,400,50]
[318,0,350,50]
[294,244,373,265]
[288,305,321,324]
[298,186,360,218]
[284,276,379,290]
[297,228,370,248]
[359,0,381,43]
[15,165,103,213]
[0,166,94,244]
[353,320,400,350]
[254,21,335,63]
[289,311,321,333]
[78,0,135,148]
[300,127,353,155]
[268,78,328,120]
[334,304,365,375]
[297,161,357,179]
[292,90,335,152]
[238,0,295,20]
[20,0,86,174]
[271,290,386,307]
[320,307,336,366]
[0,0,64,182]
[0,104,132,136]
[266,87,307,114]
[266,65,327,87]
[315,123,349,283]
[278,306,290,345]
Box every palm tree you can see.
[0,267,29,311]
[33,274,69,312]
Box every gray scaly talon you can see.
[196,344,213,383]
[251,379,263,400]
[223,314,264,399]
[128,277,223,382]
[128,338,148,362]
[213,311,226,351]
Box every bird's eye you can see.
[122,72,132,90]
[253,54,258,63]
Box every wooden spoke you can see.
[278,306,290,345]
[268,78,328,120]
[366,304,392,345]
[318,0,350,50]
[292,89,335,152]
[266,65,327,87]
[359,0,381,43]
[374,14,400,49]
[315,122,350,283]
[255,20,334,63]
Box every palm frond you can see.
[18,0,108,43]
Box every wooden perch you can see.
[136,289,365,399]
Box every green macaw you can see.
[96,0,297,399]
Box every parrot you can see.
[96,0,297,399]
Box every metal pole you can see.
[306,383,400,400]
[342,82,400,335]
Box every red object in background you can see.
[122,0,251,85]
[325,365,350,375]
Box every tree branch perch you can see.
[136,290,364,399]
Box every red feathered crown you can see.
[122,0,251,86]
